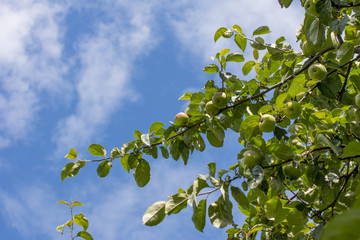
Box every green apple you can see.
[243,150,261,168]
[205,101,219,115]
[174,112,189,126]
[308,63,327,80]
[212,92,228,108]
[277,117,291,128]
[259,114,276,132]
[284,101,302,119]
[302,41,316,56]
[304,0,319,17]
[284,164,302,180]
[355,94,360,108]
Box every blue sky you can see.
[0,1,303,239]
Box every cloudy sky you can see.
[0,0,303,239]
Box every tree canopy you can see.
[59,0,360,239]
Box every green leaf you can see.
[61,162,86,181]
[65,219,73,227]
[336,42,354,65]
[192,199,207,232]
[234,34,247,52]
[318,76,342,99]
[207,131,223,148]
[77,231,94,240]
[307,18,325,46]
[330,15,348,34]
[278,0,293,8]
[203,64,219,74]
[214,27,228,42]
[264,197,282,221]
[267,143,294,160]
[72,201,84,207]
[193,177,209,195]
[230,186,249,210]
[149,122,165,133]
[239,115,260,141]
[220,48,230,56]
[64,148,77,159]
[110,147,121,160]
[342,141,360,158]
[57,200,70,206]
[208,197,233,228]
[56,224,66,234]
[141,131,156,147]
[134,130,142,140]
[252,26,270,36]
[88,144,106,157]
[178,92,192,100]
[120,155,130,173]
[316,133,339,156]
[165,193,188,215]
[190,92,205,104]
[142,201,166,226]
[160,146,169,159]
[242,61,255,76]
[207,162,216,177]
[179,141,190,165]
[225,53,245,62]
[194,134,206,152]
[97,160,112,178]
[74,213,89,231]
[133,158,151,187]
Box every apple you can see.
[284,164,302,180]
[304,0,319,17]
[284,101,302,119]
[243,150,261,168]
[174,112,189,126]
[302,41,316,56]
[212,92,228,108]
[355,94,360,108]
[259,114,276,132]
[277,117,291,128]
[205,101,219,115]
[308,63,327,80]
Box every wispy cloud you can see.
[167,0,303,62]
[0,184,64,239]
[53,1,159,154]
[0,0,67,148]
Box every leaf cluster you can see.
[60,1,360,239]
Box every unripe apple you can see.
[284,101,302,119]
[304,0,319,17]
[302,41,315,56]
[355,94,360,108]
[212,92,228,108]
[259,114,276,132]
[308,63,327,80]
[205,101,219,115]
[174,112,189,126]
[284,164,302,180]
[243,150,261,168]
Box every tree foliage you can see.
[61,0,360,239]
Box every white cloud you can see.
[53,1,159,154]
[167,0,304,62]
[0,0,67,147]
[0,184,65,239]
